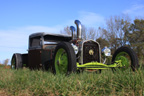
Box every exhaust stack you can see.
[70,26,76,39]
[75,20,82,40]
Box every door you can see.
[28,50,42,69]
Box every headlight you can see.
[71,43,78,54]
[102,46,111,56]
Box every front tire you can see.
[112,46,139,71]
[52,42,76,74]
[11,53,23,69]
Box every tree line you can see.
[61,15,144,59]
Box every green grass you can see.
[0,67,144,96]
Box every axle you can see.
[76,60,122,70]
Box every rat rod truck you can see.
[11,20,139,74]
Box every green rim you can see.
[11,57,16,69]
[115,52,131,70]
[54,48,68,74]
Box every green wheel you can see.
[112,46,139,71]
[11,53,23,69]
[52,42,76,74]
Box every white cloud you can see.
[24,25,62,33]
[67,11,105,28]
[0,25,63,62]
[78,11,105,27]
[123,4,144,17]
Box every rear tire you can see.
[52,42,76,74]
[11,53,23,69]
[112,46,139,71]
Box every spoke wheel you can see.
[112,46,139,71]
[115,52,131,70]
[52,42,76,74]
[55,48,68,74]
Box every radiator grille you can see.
[83,41,100,64]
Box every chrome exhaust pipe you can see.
[70,26,76,39]
[75,20,82,40]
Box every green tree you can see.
[96,37,109,49]
[128,19,144,57]
[101,15,131,52]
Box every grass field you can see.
[0,64,144,96]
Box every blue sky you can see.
[0,0,144,64]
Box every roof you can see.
[29,32,72,42]
[29,32,71,38]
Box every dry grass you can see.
[0,90,8,96]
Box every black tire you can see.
[11,53,23,69]
[52,42,76,74]
[112,46,139,71]
[43,59,53,72]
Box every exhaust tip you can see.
[70,26,76,39]
[74,20,82,40]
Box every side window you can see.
[30,36,41,48]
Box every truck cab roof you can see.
[29,32,71,38]
[29,32,72,43]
